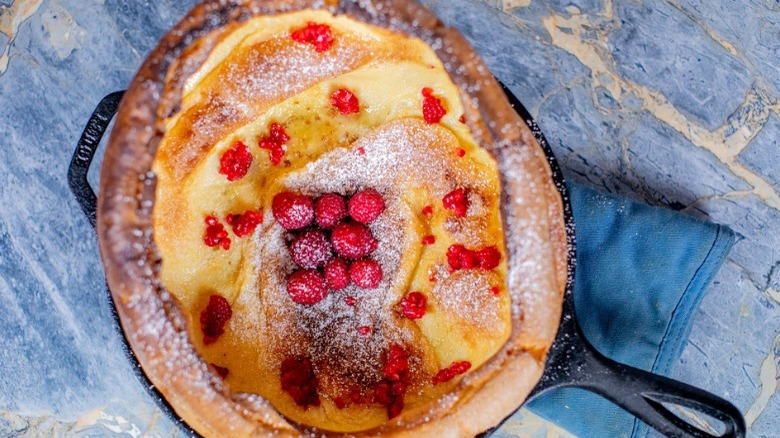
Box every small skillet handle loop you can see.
[563,327,746,438]
[67,91,125,229]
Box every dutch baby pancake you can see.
[97,1,568,436]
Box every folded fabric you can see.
[525,182,736,438]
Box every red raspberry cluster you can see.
[291,22,334,53]
[421,87,447,124]
[199,294,233,345]
[432,360,472,385]
[258,122,290,166]
[203,210,263,251]
[374,344,410,418]
[399,291,427,320]
[280,356,320,407]
[446,244,501,271]
[272,189,386,305]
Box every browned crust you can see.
[97,1,568,436]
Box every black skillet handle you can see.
[534,304,746,438]
[67,91,125,229]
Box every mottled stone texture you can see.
[739,114,780,191]
[0,0,778,436]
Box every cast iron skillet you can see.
[68,88,746,438]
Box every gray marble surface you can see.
[0,0,778,436]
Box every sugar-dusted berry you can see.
[348,189,385,224]
[315,193,348,229]
[350,259,382,289]
[289,229,332,269]
[272,192,314,230]
[287,269,328,305]
[331,221,378,259]
[324,257,350,290]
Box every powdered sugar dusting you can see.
[145,5,567,434]
[230,118,505,400]
[431,270,503,332]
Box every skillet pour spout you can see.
[70,88,745,438]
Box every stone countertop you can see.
[0,0,777,436]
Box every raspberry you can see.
[459,114,466,124]
[289,229,332,269]
[345,296,356,306]
[442,188,468,217]
[280,356,320,407]
[272,192,314,230]
[204,216,231,250]
[354,147,365,155]
[459,248,478,269]
[291,22,334,52]
[476,246,501,270]
[348,189,385,224]
[446,244,464,270]
[350,259,382,289]
[331,221,378,259]
[387,393,405,418]
[258,122,290,165]
[287,269,328,305]
[225,210,263,238]
[421,87,446,124]
[432,361,472,385]
[374,381,392,405]
[334,396,347,409]
[200,294,233,345]
[421,205,433,217]
[324,257,350,290]
[446,244,479,271]
[400,292,427,320]
[315,193,347,229]
[456,148,466,157]
[383,345,409,382]
[376,345,410,419]
[490,286,500,296]
[211,364,229,378]
[447,244,497,271]
[330,88,360,114]
[358,326,371,336]
[219,141,252,181]
[421,235,435,245]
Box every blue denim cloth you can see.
[525,183,735,438]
